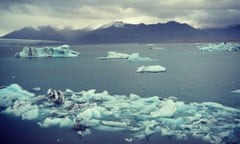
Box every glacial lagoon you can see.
[0,39,240,144]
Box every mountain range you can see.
[2,21,240,43]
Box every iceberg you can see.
[4,101,39,120]
[197,42,240,52]
[99,51,157,61]
[0,84,34,107]
[150,99,176,117]
[38,116,75,128]
[0,84,240,144]
[136,65,167,73]
[128,53,158,62]
[15,44,80,58]
[99,51,129,59]
[231,89,240,94]
[32,87,41,91]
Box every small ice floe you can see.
[77,128,91,137]
[149,47,165,50]
[150,100,176,117]
[197,42,240,52]
[136,65,167,73]
[4,101,39,120]
[38,117,74,128]
[99,51,129,60]
[15,44,80,58]
[128,53,157,62]
[32,87,41,91]
[0,83,35,107]
[231,89,240,94]
[124,137,133,142]
[99,51,157,62]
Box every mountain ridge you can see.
[2,21,240,43]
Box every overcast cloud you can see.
[0,0,240,35]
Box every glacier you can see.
[15,44,80,58]
[99,51,157,62]
[0,84,240,144]
[197,42,240,52]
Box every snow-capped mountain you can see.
[2,21,240,43]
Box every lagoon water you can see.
[0,39,240,144]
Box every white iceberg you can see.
[231,89,240,94]
[99,51,157,61]
[4,101,39,120]
[15,44,80,58]
[150,99,176,117]
[128,53,158,62]
[136,65,167,73]
[0,84,240,144]
[197,42,240,52]
[99,51,129,59]
[124,137,133,142]
[32,87,41,91]
[0,84,34,107]
[38,116,75,128]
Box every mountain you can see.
[3,26,65,41]
[2,21,240,43]
[77,21,200,43]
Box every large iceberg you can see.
[99,51,157,62]
[15,44,80,57]
[197,42,240,52]
[0,84,240,144]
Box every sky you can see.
[0,0,240,36]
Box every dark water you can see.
[0,39,240,144]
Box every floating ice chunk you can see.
[0,84,34,107]
[150,100,176,117]
[77,106,106,121]
[15,44,80,58]
[124,137,133,142]
[100,120,128,128]
[99,51,129,59]
[77,128,91,137]
[65,88,75,95]
[128,53,157,62]
[21,106,39,120]
[59,117,75,128]
[231,89,240,94]
[32,87,41,91]
[136,65,166,73]
[99,51,157,61]
[39,116,75,128]
[197,42,240,52]
[95,124,127,131]
[39,117,62,128]
[4,101,39,120]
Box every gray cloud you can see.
[0,0,240,35]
